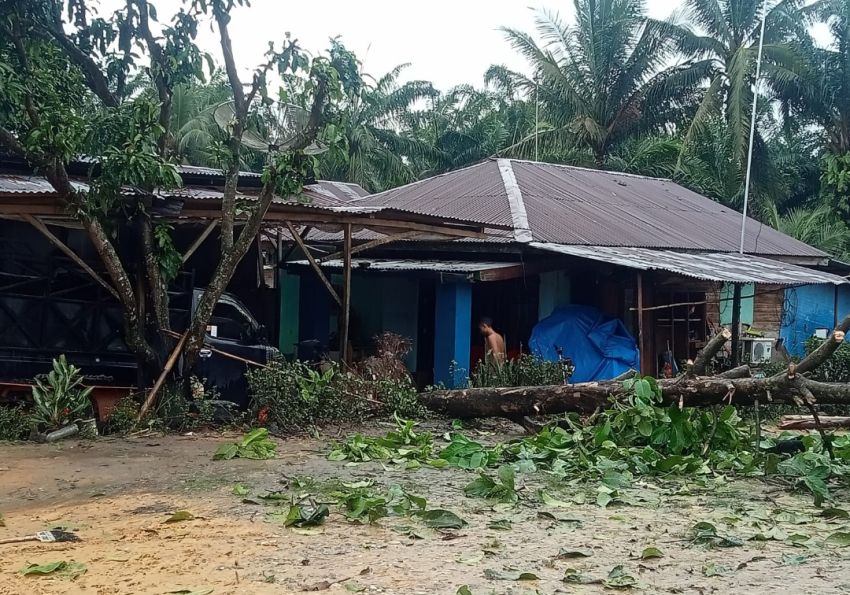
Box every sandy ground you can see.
[2,422,850,595]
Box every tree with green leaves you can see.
[496,0,708,166]
[405,83,535,175]
[0,0,335,386]
[662,0,808,194]
[317,41,436,192]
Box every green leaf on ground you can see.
[232,484,250,496]
[563,568,602,584]
[456,587,472,595]
[418,509,466,529]
[556,548,592,559]
[21,560,87,579]
[825,531,850,546]
[539,491,571,508]
[604,565,638,589]
[640,547,664,559]
[690,521,742,548]
[165,510,195,523]
[782,553,812,566]
[282,503,329,528]
[821,507,850,520]
[702,562,734,577]
[213,429,276,460]
[483,569,539,581]
[487,519,512,531]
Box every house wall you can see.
[538,270,571,320]
[781,284,850,357]
[351,275,419,370]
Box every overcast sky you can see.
[116,0,683,90]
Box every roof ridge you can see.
[498,157,673,182]
[497,158,532,243]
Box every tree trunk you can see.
[140,218,170,333]
[422,317,850,419]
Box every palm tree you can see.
[170,74,231,167]
[497,0,708,166]
[405,84,535,175]
[768,203,850,257]
[317,44,437,192]
[663,0,808,164]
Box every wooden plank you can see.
[340,223,352,364]
[178,204,489,238]
[181,220,218,263]
[283,221,342,307]
[319,231,422,263]
[22,214,120,301]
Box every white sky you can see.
[106,0,684,90]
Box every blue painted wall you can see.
[434,282,472,388]
[781,284,850,357]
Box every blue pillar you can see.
[434,282,472,388]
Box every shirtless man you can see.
[478,317,506,366]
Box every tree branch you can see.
[38,20,119,108]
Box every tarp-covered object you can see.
[530,305,639,383]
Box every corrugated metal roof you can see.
[351,158,825,258]
[288,257,517,274]
[0,174,369,208]
[531,243,847,285]
[353,161,514,227]
[0,175,88,195]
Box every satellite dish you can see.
[213,101,327,155]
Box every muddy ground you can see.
[1,420,850,594]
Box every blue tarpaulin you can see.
[530,305,639,383]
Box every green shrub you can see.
[470,354,566,388]
[247,359,424,432]
[805,337,850,382]
[31,355,93,430]
[102,396,140,435]
[248,359,367,431]
[0,406,32,441]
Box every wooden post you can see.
[283,221,342,307]
[731,283,743,367]
[835,285,840,328]
[137,330,188,421]
[340,223,352,363]
[637,272,647,375]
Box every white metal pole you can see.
[739,1,768,254]
[535,70,540,162]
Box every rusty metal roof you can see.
[355,161,514,227]
[351,158,825,258]
[532,243,846,285]
[0,174,368,207]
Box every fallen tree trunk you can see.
[421,318,850,419]
[779,415,850,430]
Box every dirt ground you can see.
[2,421,850,595]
